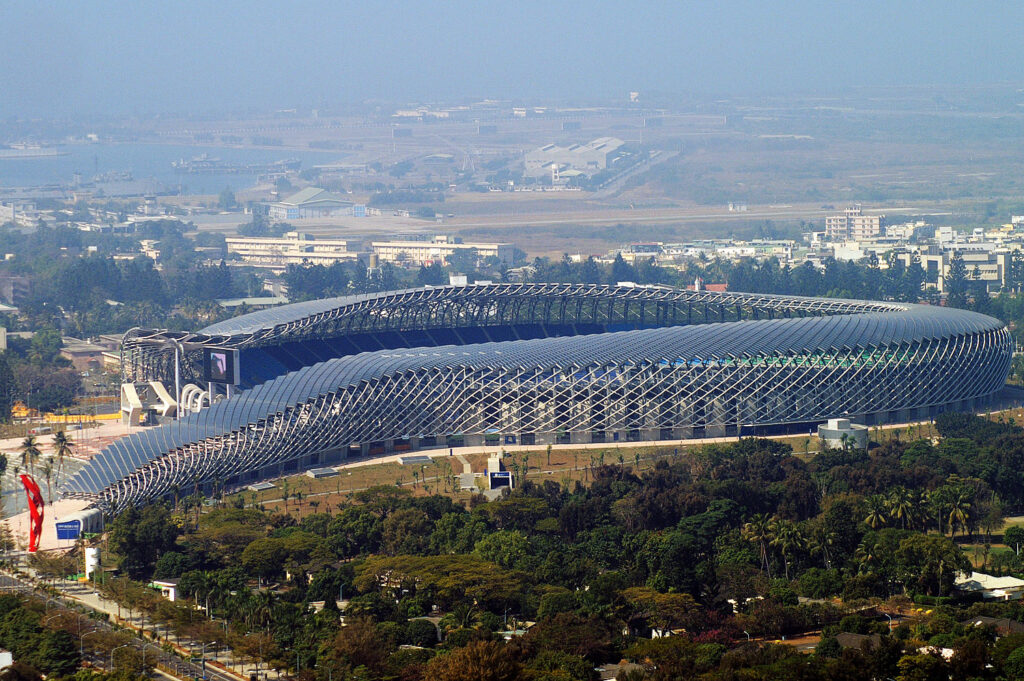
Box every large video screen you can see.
[203,347,240,385]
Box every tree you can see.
[623,586,701,635]
[218,187,236,210]
[894,533,971,596]
[947,253,968,308]
[473,530,529,570]
[1006,525,1024,556]
[864,495,889,529]
[611,254,637,283]
[770,518,804,580]
[405,619,439,647]
[425,640,520,681]
[241,538,289,582]
[887,487,916,530]
[379,508,432,556]
[34,629,79,676]
[1005,646,1024,681]
[39,459,53,505]
[52,431,74,487]
[107,503,180,578]
[896,652,948,681]
[325,617,393,675]
[815,636,842,658]
[18,436,40,476]
[742,513,775,577]
[0,352,15,421]
[947,491,972,540]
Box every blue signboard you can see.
[55,520,81,540]
[489,471,513,489]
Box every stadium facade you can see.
[62,283,1012,513]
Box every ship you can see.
[171,154,301,174]
[0,143,65,159]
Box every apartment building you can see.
[825,205,886,240]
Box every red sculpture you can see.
[19,474,44,552]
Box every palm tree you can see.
[770,518,803,580]
[40,459,54,504]
[886,487,914,530]
[19,436,41,476]
[809,526,838,569]
[927,490,947,535]
[742,513,775,578]
[908,489,928,531]
[52,430,74,487]
[248,591,275,630]
[864,495,889,529]
[854,538,881,576]
[948,493,972,541]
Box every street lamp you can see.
[110,644,131,672]
[201,640,217,679]
[77,613,90,639]
[80,629,103,656]
[142,642,161,668]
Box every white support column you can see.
[174,344,181,420]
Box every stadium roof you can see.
[64,300,1004,500]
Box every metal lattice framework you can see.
[65,285,1012,513]
[120,283,902,389]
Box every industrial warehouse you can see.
[62,283,1012,513]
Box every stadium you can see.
[62,283,1012,513]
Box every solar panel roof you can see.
[63,302,1001,497]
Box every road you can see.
[0,570,249,681]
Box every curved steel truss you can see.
[68,286,1011,513]
[121,283,902,388]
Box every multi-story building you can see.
[225,231,359,269]
[895,247,1013,293]
[370,235,516,266]
[825,205,885,241]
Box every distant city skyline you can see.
[3,1,1024,118]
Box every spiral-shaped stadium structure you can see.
[63,284,1012,512]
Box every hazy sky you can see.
[2,1,1023,117]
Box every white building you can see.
[956,572,1024,600]
[818,418,868,449]
[894,248,1012,293]
[371,235,516,266]
[151,579,179,602]
[825,205,885,241]
[226,232,359,269]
